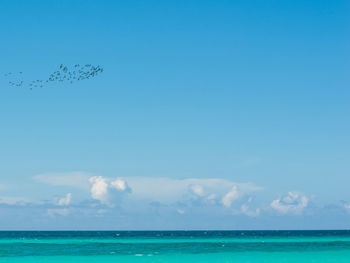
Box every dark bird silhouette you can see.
[3,63,104,90]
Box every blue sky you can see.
[0,0,349,230]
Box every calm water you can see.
[0,231,350,262]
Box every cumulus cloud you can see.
[240,197,260,217]
[111,179,128,191]
[57,193,72,206]
[89,176,109,203]
[190,184,205,196]
[89,176,130,205]
[221,186,240,207]
[270,191,308,215]
[31,172,263,215]
[33,173,261,207]
[240,204,260,217]
[86,176,262,214]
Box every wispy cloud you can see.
[47,208,70,217]
[0,184,8,191]
[0,196,28,206]
[34,172,91,189]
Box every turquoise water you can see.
[1,231,350,262]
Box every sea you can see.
[0,230,350,262]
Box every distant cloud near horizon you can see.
[31,172,263,209]
[34,172,91,189]
[343,204,350,213]
[47,208,70,217]
[2,172,350,229]
[89,176,130,206]
[57,193,72,206]
[221,186,240,207]
[0,196,28,206]
[270,191,308,215]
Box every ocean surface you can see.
[0,231,350,262]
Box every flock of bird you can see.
[4,64,104,90]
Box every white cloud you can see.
[47,208,70,217]
[177,209,185,214]
[32,172,262,211]
[57,193,72,206]
[34,172,90,189]
[240,204,260,217]
[110,179,128,191]
[270,191,308,215]
[221,186,240,207]
[205,194,217,205]
[121,177,262,205]
[240,198,260,217]
[190,184,204,196]
[89,176,109,203]
[344,204,350,213]
[89,176,130,205]
[0,196,28,205]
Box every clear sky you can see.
[0,0,349,230]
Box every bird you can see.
[4,63,104,90]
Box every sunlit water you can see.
[1,231,350,262]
